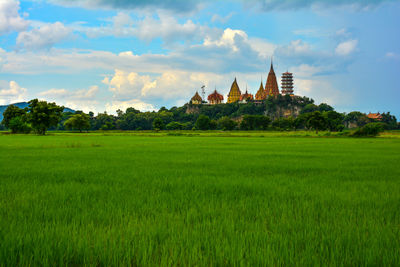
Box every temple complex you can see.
[189,58,296,105]
[265,61,280,97]
[190,91,202,105]
[208,90,224,104]
[227,78,242,103]
[281,72,294,95]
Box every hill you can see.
[0,102,75,121]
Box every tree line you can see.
[1,97,398,135]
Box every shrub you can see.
[351,122,386,137]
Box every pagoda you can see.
[227,78,241,103]
[265,60,280,97]
[255,80,266,100]
[281,72,294,95]
[208,89,224,105]
[190,91,202,105]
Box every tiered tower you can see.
[281,72,294,95]
[265,61,280,97]
[227,78,242,103]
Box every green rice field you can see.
[1,132,400,266]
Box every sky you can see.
[0,0,399,117]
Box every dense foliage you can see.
[1,95,398,133]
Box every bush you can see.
[351,122,386,137]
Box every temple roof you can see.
[367,113,383,120]
[240,90,254,101]
[265,61,279,96]
[208,89,224,101]
[228,77,241,96]
[255,81,266,100]
[191,91,202,102]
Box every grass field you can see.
[1,132,400,266]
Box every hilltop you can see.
[0,102,75,121]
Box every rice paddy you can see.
[1,132,399,266]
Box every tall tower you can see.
[281,72,294,95]
[265,60,280,97]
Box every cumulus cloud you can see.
[0,80,27,105]
[102,69,155,100]
[38,85,99,112]
[16,22,72,50]
[102,69,224,102]
[79,11,220,45]
[105,99,156,113]
[335,39,358,56]
[0,0,29,34]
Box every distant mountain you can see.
[0,102,75,121]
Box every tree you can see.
[324,111,345,131]
[218,116,237,131]
[195,115,211,130]
[318,103,334,112]
[166,121,184,130]
[300,104,318,114]
[272,117,294,131]
[240,115,270,130]
[380,112,397,130]
[307,111,327,134]
[1,105,29,133]
[344,111,369,128]
[8,116,31,133]
[64,113,90,132]
[27,99,64,135]
[152,117,164,130]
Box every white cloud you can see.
[295,78,351,106]
[211,12,234,24]
[102,69,155,100]
[0,0,29,34]
[335,39,358,56]
[385,52,400,60]
[38,85,99,112]
[81,11,219,44]
[0,80,27,105]
[105,99,156,113]
[16,22,72,50]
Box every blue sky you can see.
[0,0,399,117]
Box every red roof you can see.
[208,90,224,101]
[367,113,383,120]
[240,90,254,101]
